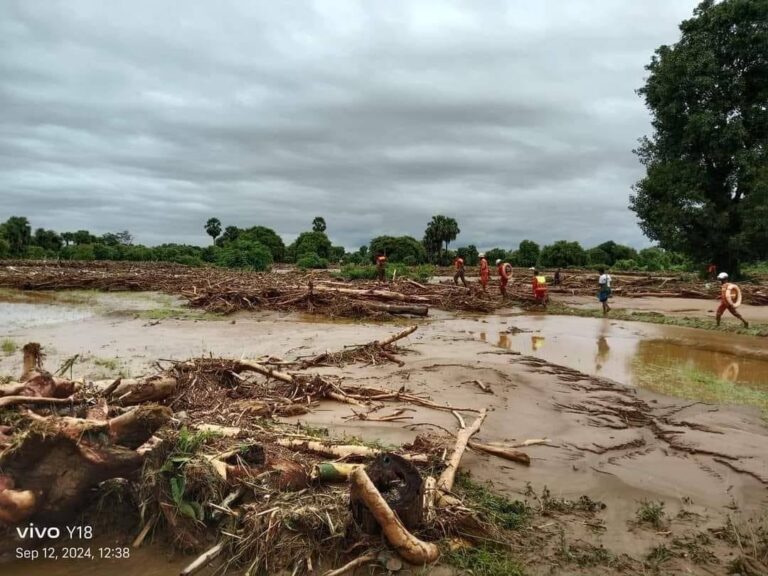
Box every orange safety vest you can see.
[376,256,386,266]
[455,258,464,270]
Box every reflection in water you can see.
[595,336,610,372]
[633,340,766,387]
[497,333,510,349]
[531,336,545,351]
[479,332,486,342]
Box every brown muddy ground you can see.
[1,290,766,575]
[564,293,768,322]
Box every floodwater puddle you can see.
[466,314,768,390]
[0,290,191,332]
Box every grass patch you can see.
[136,307,220,321]
[632,361,768,417]
[454,472,529,530]
[548,303,768,337]
[443,545,524,576]
[636,500,666,529]
[1,339,17,355]
[93,357,121,371]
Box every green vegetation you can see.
[632,361,768,417]
[369,235,427,264]
[636,500,666,529]
[454,473,529,530]
[296,253,329,269]
[1,339,17,355]
[423,214,460,264]
[539,240,587,268]
[442,473,528,576]
[335,263,436,282]
[93,357,121,371]
[631,0,768,276]
[214,239,273,271]
[443,545,524,576]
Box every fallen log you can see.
[349,467,439,565]
[468,441,530,465]
[314,285,431,304]
[111,375,177,405]
[276,439,428,463]
[362,302,428,316]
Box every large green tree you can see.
[630,0,768,276]
[369,235,427,263]
[312,216,327,233]
[422,215,460,263]
[1,217,32,257]
[539,240,587,268]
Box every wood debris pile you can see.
[0,330,536,575]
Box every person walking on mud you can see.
[598,267,612,315]
[375,254,387,284]
[716,272,749,328]
[554,268,562,286]
[453,255,467,287]
[496,259,510,298]
[478,253,490,292]
[532,268,548,307]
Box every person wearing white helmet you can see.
[478,253,490,292]
[716,272,748,327]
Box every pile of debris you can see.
[0,330,536,575]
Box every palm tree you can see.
[205,218,222,245]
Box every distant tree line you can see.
[0,213,708,273]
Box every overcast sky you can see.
[0,1,698,251]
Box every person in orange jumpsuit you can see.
[478,253,490,292]
[375,254,387,283]
[707,263,717,281]
[453,256,467,287]
[716,272,748,327]
[532,268,548,306]
[496,259,509,297]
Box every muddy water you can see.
[457,313,768,388]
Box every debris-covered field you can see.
[1,262,767,576]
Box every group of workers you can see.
[376,253,749,327]
[454,253,549,305]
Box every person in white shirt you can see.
[598,267,612,315]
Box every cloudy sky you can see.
[0,1,698,251]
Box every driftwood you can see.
[276,439,428,463]
[437,409,488,495]
[349,467,439,565]
[111,375,177,405]
[468,441,530,465]
[180,543,224,576]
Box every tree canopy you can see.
[423,215,460,263]
[630,0,768,275]
[312,216,327,233]
[539,240,587,268]
[369,235,427,264]
[205,218,222,244]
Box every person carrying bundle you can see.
[716,272,748,328]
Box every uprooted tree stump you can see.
[351,453,425,533]
[0,404,171,525]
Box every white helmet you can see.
[478,253,485,258]
[495,259,501,265]
[717,272,728,280]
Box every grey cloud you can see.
[0,0,699,251]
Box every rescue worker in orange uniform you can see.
[478,252,490,292]
[707,263,717,281]
[532,268,548,307]
[496,259,509,298]
[453,256,467,287]
[375,254,387,283]
[716,272,748,327]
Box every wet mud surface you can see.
[1,289,766,575]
